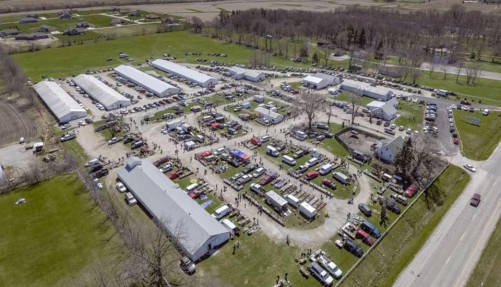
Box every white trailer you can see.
[319,163,334,175]
[333,171,350,184]
[300,202,317,219]
[265,190,288,213]
[166,119,185,131]
[285,194,300,208]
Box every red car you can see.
[251,137,262,146]
[404,185,417,198]
[470,193,481,207]
[453,138,459,145]
[259,175,273,185]
[167,170,180,180]
[322,178,336,189]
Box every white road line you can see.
[446,256,451,265]
[460,233,466,242]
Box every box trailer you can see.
[265,190,288,213]
[285,194,300,208]
[166,119,185,131]
[333,171,350,184]
[300,202,317,219]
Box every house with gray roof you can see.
[117,158,230,261]
[375,136,405,164]
[366,97,398,121]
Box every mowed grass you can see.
[332,91,374,106]
[418,72,501,107]
[13,31,308,81]
[466,212,501,287]
[0,175,121,287]
[340,165,470,287]
[453,110,501,160]
[395,100,424,131]
[0,15,117,34]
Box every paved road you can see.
[394,144,501,287]
[420,62,501,81]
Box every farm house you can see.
[303,73,340,90]
[151,59,218,87]
[228,66,265,82]
[255,106,284,124]
[73,74,131,110]
[114,65,180,97]
[33,81,87,123]
[117,158,230,262]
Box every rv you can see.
[319,163,334,175]
[300,202,317,219]
[282,155,296,166]
[265,191,288,213]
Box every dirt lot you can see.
[337,128,384,156]
[0,101,40,147]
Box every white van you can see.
[333,171,350,184]
[306,157,319,168]
[319,163,334,175]
[212,205,232,219]
[294,130,307,141]
[282,155,296,166]
[266,145,279,157]
[285,194,300,208]
[221,219,238,233]
[186,183,198,192]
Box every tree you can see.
[394,137,414,179]
[323,101,334,125]
[295,92,325,130]
[312,52,319,64]
[350,93,361,126]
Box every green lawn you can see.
[0,175,121,287]
[333,91,374,106]
[395,101,424,131]
[418,72,501,107]
[13,31,309,81]
[466,211,501,287]
[0,15,117,34]
[61,140,90,165]
[453,110,501,160]
[340,165,470,287]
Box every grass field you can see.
[0,15,119,34]
[340,165,470,287]
[0,175,121,287]
[395,101,424,131]
[453,110,501,160]
[466,212,501,287]
[13,31,308,81]
[418,72,501,107]
[332,91,374,106]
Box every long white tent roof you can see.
[117,158,229,260]
[73,74,130,109]
[151,59,216,84]
[33,81,86,122]
[114,65,179,95]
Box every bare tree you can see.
[456,58,464,83]
[350,93,361,126]
[295,92,325,130]
[323,101,334,125]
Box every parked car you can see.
[180,256,196,275]
[404,185,418,198]
[115,182,127,193]
[470,193,481,207]
[358,203,372,217]
[464,164,476,173]
[308,262,334,286]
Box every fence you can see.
[335,163,450,286]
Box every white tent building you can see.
[366,98,398,121]
[303,73,340,90]
[73,74,131,110]
[255,106,283,124]
[117,158,230,262]
[340,79,393,101]
[114,65,180,97]
[228,66,265,82]
[33,81,86,123]
[151,59,218,87]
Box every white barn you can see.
[151,59,218,87]
[375,136,405,164]
[33,81,86,123]
[117,158,230,262]
[367,98,398,121]
[303,73,340,90]
[340,79,393,101]
[73,74,131,110]
[255,106,283,124]
[114,65,180,97]
[228,66,265,82]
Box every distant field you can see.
[13,31,309,80]
[453,110,501,161]
[0,175,121,287]
[341,165,470,287]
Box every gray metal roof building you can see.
[114,65,180,97]
[117,157,230,261]
[228,66,265,82]
[33,81,86,123]
[151,59,218,87]
[73,74,131,110]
